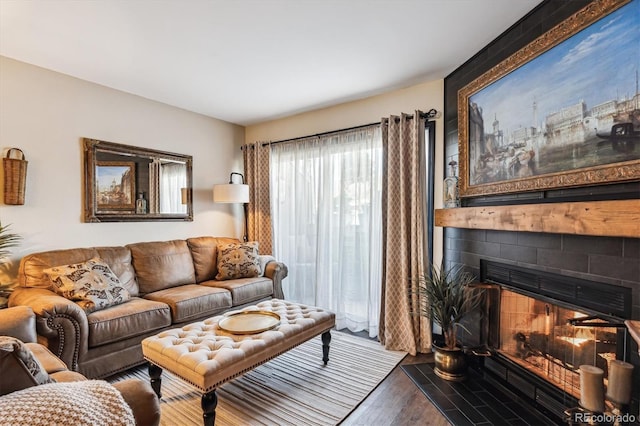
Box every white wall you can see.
[246,79,445,265]
[0,56,245,279]
[0,57,446,282]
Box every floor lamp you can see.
[213,172,249,242]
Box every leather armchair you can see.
[0,306,161,426]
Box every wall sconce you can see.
[213,172,249,242]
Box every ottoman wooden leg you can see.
[202,390,218,426]
[148,362,163,399]
[321,330,331,365]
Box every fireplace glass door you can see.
[498,289,619,399]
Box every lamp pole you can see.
[229,172,249,242]
[242,202,248,242]
[213,172,250,242]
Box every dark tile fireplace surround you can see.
[431,1,640,423]
[434,0,640,423]
[431,229,640,425]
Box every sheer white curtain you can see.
[159,162,187,214]
[270,126,383,338]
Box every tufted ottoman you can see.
[141,299,335,426]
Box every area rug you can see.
[109,331,406,426]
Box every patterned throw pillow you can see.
[0,336,54,396]
[215,241,260,280]
[44,257,131,313]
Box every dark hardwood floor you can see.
[341,344,450,426]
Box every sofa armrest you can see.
[112,378,161,426]
[262,259,288,299]
[0,306,37,342]
[9,287,88,372]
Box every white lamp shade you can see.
[213,184,249,203]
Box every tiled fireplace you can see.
[463,260,636,420]
[440,0,639,422]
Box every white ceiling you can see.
[0,0,543,126]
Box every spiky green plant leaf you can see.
[0,222,21,261]
[412,262,483,350]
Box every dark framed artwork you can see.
[96,161,135,210]
[84,138,193,222]
[458,0,640,198]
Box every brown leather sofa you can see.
[0,306,161,426]
[8,236,288,379]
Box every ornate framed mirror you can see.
[83,138,193,222]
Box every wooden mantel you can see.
[434,199,639,238]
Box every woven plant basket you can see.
[3,148,28,205]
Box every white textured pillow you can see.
[44,257,131,313]
[0,380,135,426]
[215,241,260,280]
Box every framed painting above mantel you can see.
[457,0,640,198]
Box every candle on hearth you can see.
[606,360,634,405]
[580,365,605,413]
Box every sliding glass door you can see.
[270,126,383,337]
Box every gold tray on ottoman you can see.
[218,311,281,334]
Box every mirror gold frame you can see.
[83,138,193,222]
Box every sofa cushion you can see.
[128,240,196,295]
[44,258,131,314]
[144,284,232,323]
[258,255,275,277]
[201,276,273,306]
[87,297,171,347]
[17,246,140,295]
[215,241,260,280]
[0,336,53,396]
[96,246,138,297]
[26,342,68,374]
[187,236,239,283]
[18,248,99,289]
[49,370,88,382]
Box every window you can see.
[270,126,382,337]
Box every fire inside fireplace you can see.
[498,289,620,400]
[466,260,635,419]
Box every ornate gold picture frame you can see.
[458,0,639,198]
[84,138,194,222]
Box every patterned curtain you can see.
[243,141,273,255]
[379,111,431,356]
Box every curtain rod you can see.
[261,108,439,147]
[261,122,378,147]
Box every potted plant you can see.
[414,262,483,381]
[0,222,22,308]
